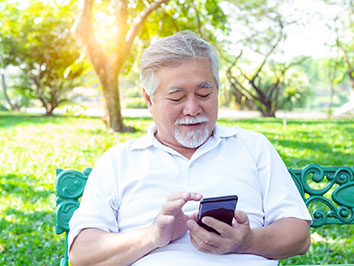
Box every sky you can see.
[221,0,345,61]
[281,0,342,59]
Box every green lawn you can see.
[1,112,353,265]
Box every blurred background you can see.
[0,0,353,129]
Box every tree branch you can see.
[226,53,261,102]
[115,0,129,48]
[72,0,109,79]
[125,0,168,50]
[336,38,354,82]
[192,3,203,38]
[250,29,283,85]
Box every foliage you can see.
[0,0,90,115]
[123,97,147,109]
[323,0,354,91]
[1,113,354,264]
[222,1,310,117]
[277,69,310,111]
[294,57,351,110]
[0,1,21,68]
[123,0,229,75]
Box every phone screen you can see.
[197,195,238,234]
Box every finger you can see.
[188,192,203,201]
[160,199,185,215]
[167,192,188,201]
[234,210,249,225]
[187,220,220,245]
[189,231,216,253]
[167,192,202,202]
[201,216,231,236]
[186,211,198,221]
[188,220,221,254]
[186,219,198,232]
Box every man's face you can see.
[144,58,218,150]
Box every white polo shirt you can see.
[68,124,311,265]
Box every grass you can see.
[0,112,353,265]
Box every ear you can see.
[143,88,153,110]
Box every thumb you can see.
[234,210,249,225]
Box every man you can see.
[68,31,311,266]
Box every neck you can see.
[154,133,199,160]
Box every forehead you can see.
[156,59,215,93]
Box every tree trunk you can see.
[1,71,19,111]
[259,101,276,117]
[46,108,54,116]
[349,70,354,91]
[328,81,335,118]
[101,70,125,132]
[260,110,276,117]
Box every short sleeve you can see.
[68,147,120,250]
[255,135,312,225]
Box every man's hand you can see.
[187,210,253,254]
[149,192,203,248]
[187,210,311,259]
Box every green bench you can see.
[56,164,354,266]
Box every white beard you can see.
[174,116,210,148]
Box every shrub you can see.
[124,98,147,109]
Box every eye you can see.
[168,97,184,103]
[197,93,211,99]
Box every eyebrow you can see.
[166,82,213,95]
[167,88,183,95]
[197,82,212,88]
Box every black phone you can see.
[197,195,238,234]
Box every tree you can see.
[0,1,21,110]
[223,1,308,117]
[329,0,354,91]
[0,1,89,115]
[323,55,346,117]
[227,52,308,117]
[322,0,354,115]
[73,0,228,132]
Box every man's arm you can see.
[69,227,156,266]
[69,192,202,266]
[187,210,311,259]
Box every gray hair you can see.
[140,31,219,100]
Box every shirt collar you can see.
[212,123,239,139]
[130,123,240,151]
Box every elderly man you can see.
[68,31,311,266]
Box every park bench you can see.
[56,164,354,266]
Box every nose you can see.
[183,96,201,116]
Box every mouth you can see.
[177,122,207,129]
[175,117,209,128]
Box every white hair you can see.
[139,31,220,100]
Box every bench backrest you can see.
[288,164,354,228]
[55,164,354,266]
[56,168,92,266]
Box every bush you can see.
[124,97,147,109]
[0,103,8,111]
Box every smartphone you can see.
[197,195,238,234]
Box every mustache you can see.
[175,116,209,125]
